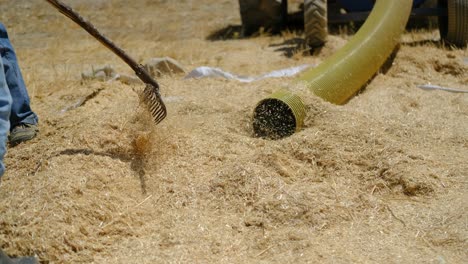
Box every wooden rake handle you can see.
[45,0,158,87]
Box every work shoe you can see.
[0,249,38,264]
[8,124,38,146]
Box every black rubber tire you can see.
[304,0,328,48]
[439,0,468,46]
[238,0,285,36]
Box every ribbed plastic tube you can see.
[252,0,412,139]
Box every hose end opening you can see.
[252,91,306,139]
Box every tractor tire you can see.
[304,0,328,48]
[439,0,468,46]
[238,0,285,36]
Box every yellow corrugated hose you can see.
[253,0,412,139]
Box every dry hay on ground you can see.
[0,0,467,263]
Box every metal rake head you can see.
[141,84,167,124]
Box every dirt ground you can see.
[0,0,467,263]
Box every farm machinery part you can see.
[45,0,167,125]
[253,0,412,139]
[239,0,468,47]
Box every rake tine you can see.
[45,0,167,124]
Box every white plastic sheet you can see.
[418,84,468,93]
[184,64,314,83]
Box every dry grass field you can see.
[0,0,467,263]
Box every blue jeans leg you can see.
[0,22,38,129]
[0,56,12,177]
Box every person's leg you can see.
[0,47,11,178]
[0,23,38,145]
[0,47,38,264]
